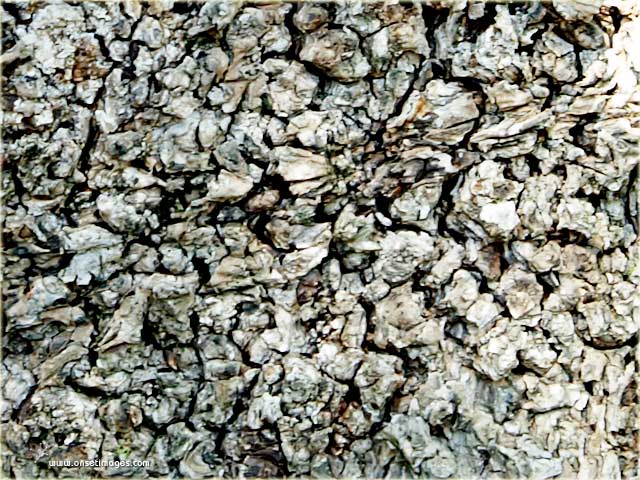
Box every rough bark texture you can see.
[1,1,639,478]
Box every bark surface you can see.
[2,1,639,478]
